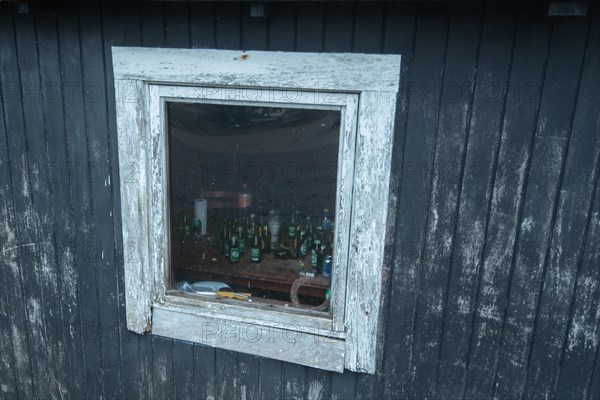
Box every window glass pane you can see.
[167,101,340,313]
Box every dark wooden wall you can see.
[0,1,599,399]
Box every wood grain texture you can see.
[1,2,599,398]
[463,6,551,398]
[408,4,482,397]
[1,8,54,399]
[111,47,401,93]
[435,3,516,398]
[0,42,25,400]
[344,90,398,374]
[152,305,346,372]
[115,78,152,334]
[492,14,589,400]
[522,11,598,398]
[382,4,450,397]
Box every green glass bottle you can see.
[222,226,230,257]
[288,210,297,238]
[250,229,262,263]
[237,225,246,254]
[262,224,271,254]
[228,229,239,263]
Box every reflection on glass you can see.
[167,102,340,312]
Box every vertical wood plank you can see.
[283,363,306,400]
[153,336,175,399]
[323,2,353,53]
[215,3,241,50]
[408,4,483,398]
[15,9,68,393]
[305,366,332,400]
[462,6,551,398]
[139,334,154,399]
[216,348,238,399]
[123,1,142,46]
[258,357,283,400]
[64,4,107,398]
[0,30,24,399]
[55,6,90,398]
[555,172,600,399]
[79,3,125,398]
[190,3,215,49]
[165,2,190,49]
[353,2,384,53]
[36,8,89,399]
[380,3,417,400]
[523,9,598,398]
[193,343,217,399]
[267,2,294,51]
[1,7,55,399]
[434,4,517,398]
[173,340,195,400]
[141,2,165,47]
[590,346,600,400]
[238,353,260,400]
[381,3,449,397]
[492,14,589,400]
[331,371,356,400]
[241,4,267,51]
[296,2,324,52]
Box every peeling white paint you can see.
[307,380,325,399]
[521,216,534,233]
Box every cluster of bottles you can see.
[219,215,269,264]
[219,208,334,278]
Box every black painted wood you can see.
[409,4,482,398]
[382,3,450,398]
[215,2,241,50]
[282,363,306,400]
[553,12,600,390]
[15,11,68,397]
[2,7,54,399]
[172,340,194,400]
[371,2,417,399]
[215,348,238,399]
[296,2,324,52]
[55,6,90,398]
[305,364,331,400]
[258,357,283,400]
[0,2,599,399]
[463,5,552,398]
[0,35,24,400]
[323,2,353,53]
[492,12,590,400]
[36,9,83,399]
[190,2,215,49]
[267,2,294,51]
[331,371,357,400]
[80,3,125,398]
[152,335,175,399]
[193,343,216,399]
[242,3,268,50]
[435,3,517,398]
[238,353,260,400]
[522,11,598,399]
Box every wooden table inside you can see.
[173,246,331,299]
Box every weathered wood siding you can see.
[0,2,598,399]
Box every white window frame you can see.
[112,47,400,374]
